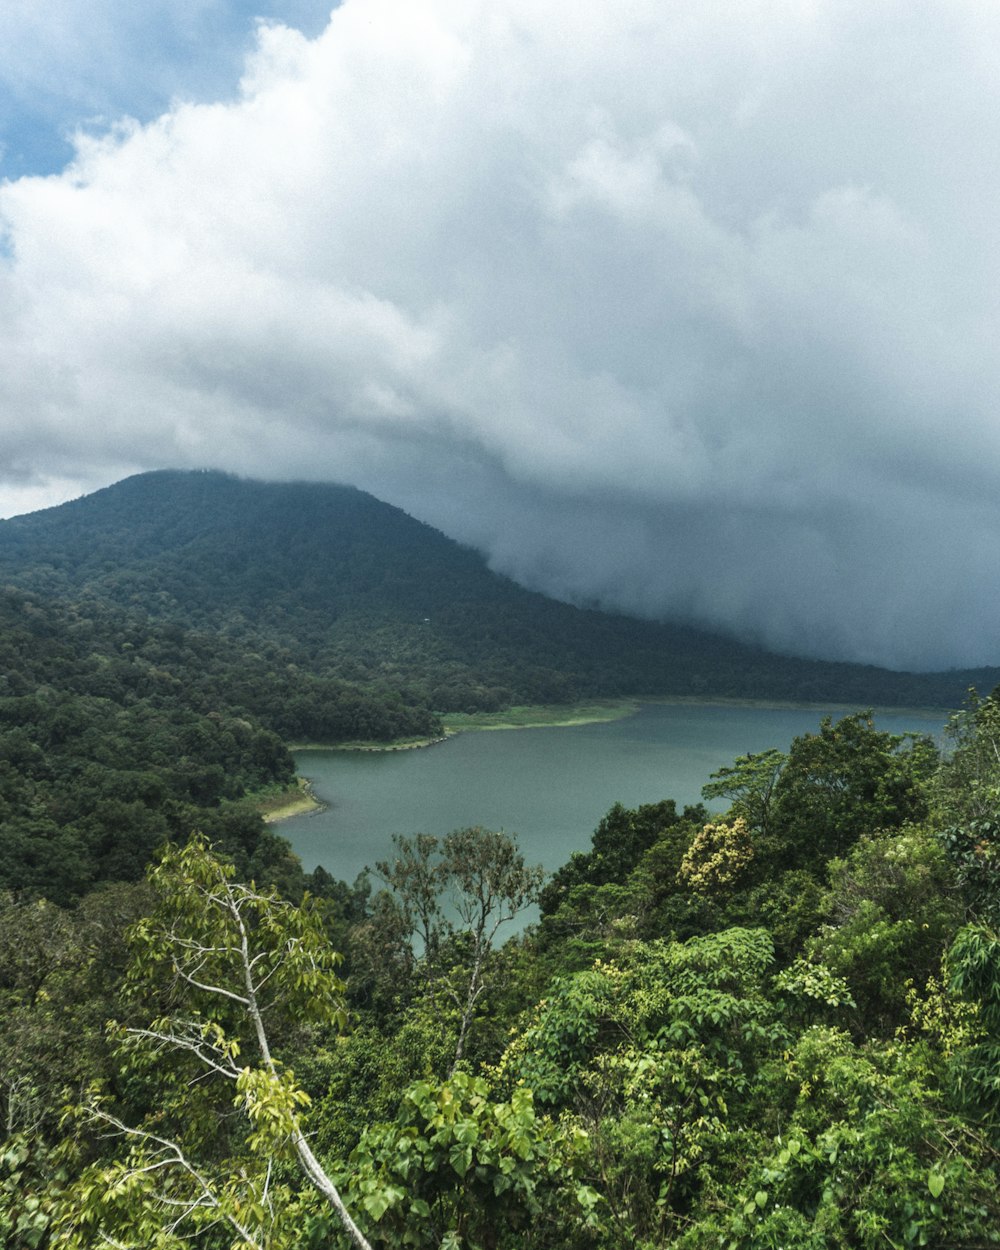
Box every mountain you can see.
[1,468,994,710]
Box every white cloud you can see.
[2,0,1000,670]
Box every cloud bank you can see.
[2,0,1000,670]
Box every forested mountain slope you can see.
[0,469,993,710]
[0,585,438,901]
[7,476,1000,1248]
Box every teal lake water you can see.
[282,703,949,884]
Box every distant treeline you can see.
[0,587,437,902]
[1,470,994,715]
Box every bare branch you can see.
[124,1024,242,1081]
[171,966,251,1007]
[92,835,372,1250]
[86,1106,265,1249]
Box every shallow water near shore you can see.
[282,702,949,885]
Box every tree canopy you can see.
[4,698,997,1249]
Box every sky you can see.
[1,0,999,672]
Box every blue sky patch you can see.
[0,1,334,177]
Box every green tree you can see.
[806,827,962,1035]
[344,1072,596,1250]
[55,833,372,1250]
[539,800,696,915]
[374,828,543,1070]
[494,930,786,1246]
[934,691,1000,923]
[701,748,785,836]
[375,833,446,968]
[681,1022,1000,1250]
[0,882,151,1143]
[946,923,1000,1129]
[769,713,936,870]
[934,690,1000,828]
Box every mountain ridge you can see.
[1,469,994,711]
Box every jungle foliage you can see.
[5,700,1000,1250]
[1,470,994,714]
[0,584,440,902]
[5,471,1000,1247]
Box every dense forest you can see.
[2,470,996,713]
[4,469,1000,1248]
[0,586,438,903]
[5,699,1000,1249]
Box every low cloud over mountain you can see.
[2,0,999,669]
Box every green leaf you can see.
[362,1190,391,1221]
[928,1171,945,1199]
[754,1190,768,1209]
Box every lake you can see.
[281,702,949,884]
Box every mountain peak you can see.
[0,470,992,711]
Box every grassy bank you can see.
[442,695,953,734]
[256,777,324,823]
[292,734,449,753]
[442,699,641,732]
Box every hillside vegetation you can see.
[0,586,436,902]
[1,469,994,714]
[10,467,991,909]
[4,470,1000,1247]
[6,700,1000,1249]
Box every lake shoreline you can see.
[272,694,952,825]
[292,734,450,753]
[260,777,326,823]
[286,694,955,754]
[279,701,952,882]
[638,694,957,716]
[443,699,641,733]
